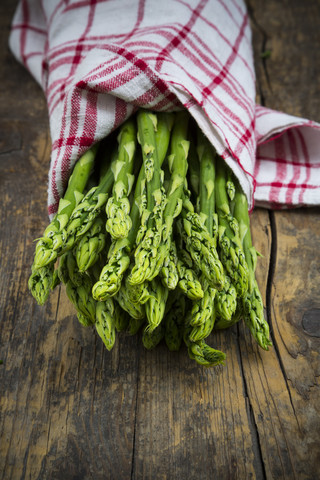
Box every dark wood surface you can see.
[1,1,319,479]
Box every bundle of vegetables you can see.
[28,109,272,367]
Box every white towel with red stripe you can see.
[9,0,320,216]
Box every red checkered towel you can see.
[9,0,320,216]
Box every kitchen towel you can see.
[9,0,320,216]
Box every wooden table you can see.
[1,1,319,479]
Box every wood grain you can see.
[0,1,319,479]
[247,0,320,122]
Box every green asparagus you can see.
[28,263,55,305]
[145,277,169,332]
[215,158,249,297]
[105,118,137,239]
[164,291,186,351]
[232,181,272,350]
[75,216,106,271]
[182,204,225,290]
[95,299,116,350]
[128,110,168,284]
[28,107,272,369]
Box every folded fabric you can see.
[9,0,320,216]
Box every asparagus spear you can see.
[95,299,116,351]
[28,263,55,305]
[138,110,162,209]
[113,300,130,332]
[105,118,137,239]
[176,252,204,300]
[128,316,145,336]
[232,182,272,350]
[115,283,145,321]
[128,110,168,284]
[58,250,83,286]
[164,290,186,351]
[181,196,225,290]
[154,111,190,286]
[184,317,226,367]
[57,250,96,325]
[185,131,220,335]
[32,146,97,270]
[110,267,145,333]
[188,310,216,343]
[188,340,226,367]
[91,148,145,301]
[197,130,216,237]
[92,237,131,300]
[215,158,249,297]
[214,302,244,330]
[174,224,204,300]
[160,238,179,290]
[194,136,239,323]
[187,139,200,199]
[226,167,236,206]
[145,277,169,333]
[187,278,216,344]
[215,274,237,322]
[189,276,216,328]
[65,273,96,325]
[125,271,150,306]
[134,112,174,245]
[162,111,190,240]
[142,324,165,350]
[75,216,107,272]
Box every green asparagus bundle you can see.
[28,108,272,369]
[232,182,272,350]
